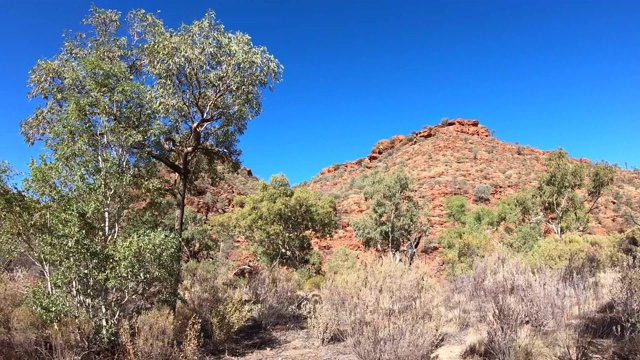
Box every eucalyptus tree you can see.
[536,149,615,236]
[211,174,337,268]
[351,168,429,260]
[20,8,180,341]
[131,9,283,236]
[23,7,283,239]
[19,6,282,339]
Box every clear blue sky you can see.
[1,0,639,184]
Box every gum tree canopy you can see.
[22,7,283,237]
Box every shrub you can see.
[444,195,468,224]
[121,307,178,360]
[612,265,640,340]
[466,206,498,228]
[440,226,494,274]
[211,174,337,268]
[474,184,492,203]
[247,267,303,329]
[0,271,44,359]
[457,255,607,360]
[176,260,251,351]
[528,234,591,270]
[527,233,621,271]
[324,247,357,276]
[503,223,543,253]
[311,259,445,359]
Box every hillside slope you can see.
[305,119,639,252]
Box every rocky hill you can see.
[304,119,640,252]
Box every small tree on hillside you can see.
[211,175,337,268]
[351,168,429,260]
[537,149,615,237]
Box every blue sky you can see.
[1,0,639,184]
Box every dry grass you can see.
[121,307,179,360]
[451,254,614,359]
[177,260,251,352]
[246,266,304,329]
[311,258,445,360]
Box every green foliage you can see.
[527,233,621,270]
[132,8,283,235]
[466,207,498,228]
[440,225,495,274]
[351,168,428,256]
[181,207,218,260]
[109,230,181,306]
[211,174,337,268]
[537,150,588,235]
[537,149,615,236]
[21,6,283,237]
[495,189,538,228]
[0,163,32,268]
[444,195,468,224]
[502,223,543,253]
[27,286,75,325]
[324,247,358,276]
[528,233,591,269]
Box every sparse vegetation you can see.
[0,5,636,359]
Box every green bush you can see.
[526,233,621,270]
[465,207,498,229]
[211,174,337,268]
[440,226,495,274]
[324,247,358,276]
[502,223,543,253]
[444,195,468,224]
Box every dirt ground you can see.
[218,324,482,360]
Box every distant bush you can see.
[211,174,337,268]
[474,184,492,203]
[399,134,415,146]
[323,247,358,277]
[502,223,543,253]
[466,206,498,229]
[440,226,495,274]
[526,233,621,271]
[444,195,468,224]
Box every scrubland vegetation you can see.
[1,5,639,360]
